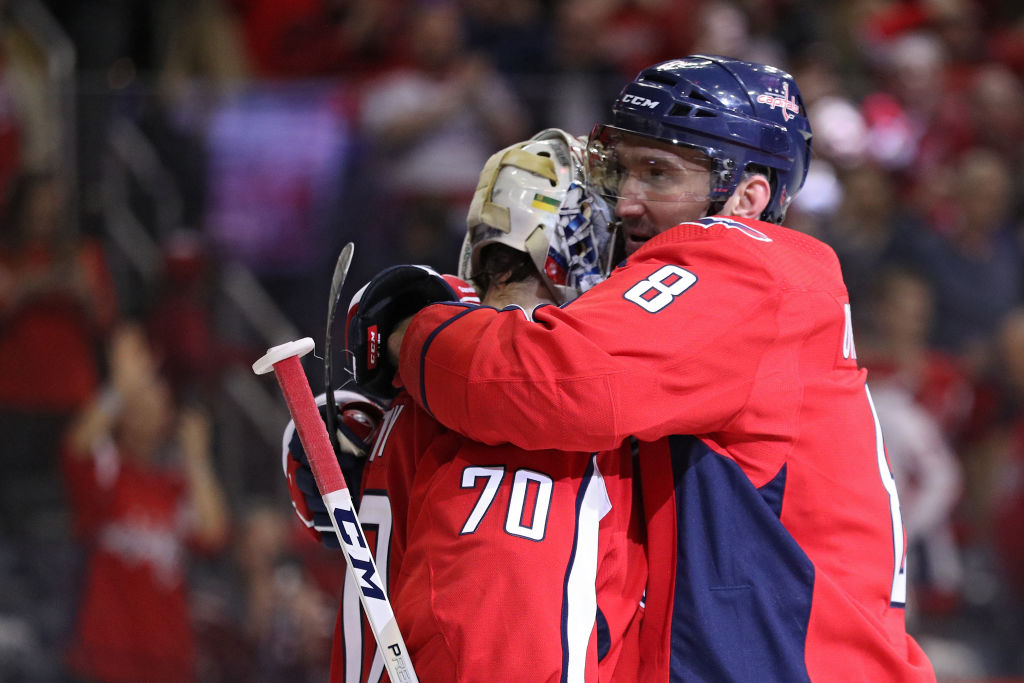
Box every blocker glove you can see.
[282,389,385,548]
[346,265,479,398]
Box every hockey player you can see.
[285,129,645,681]
[364,57,937,680]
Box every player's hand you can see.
[178,407,213,468]
[109,323,159,398]
[283,390,385,548]
[346,265,479,398]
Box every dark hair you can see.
[471,244,536,295]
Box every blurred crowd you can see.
[0,0,1022,680]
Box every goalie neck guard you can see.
[459,128,616,305]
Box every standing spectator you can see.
[357,1,528,271]
[870,380,964,615]
[451,0,549,79]
[0,60,21,213]
[229,0,404,78]
[534,0,623,135]
[901,148,1021,371]
[595,0,702,79]
[0,170,118,537]
[690,0,788,70]
[960,309,1024,597]
[234,505,336,681]
[0,4,61,185]
[963,64,1024,226]
[859,266,975,442]
[815,163,920,326]
[61,324,230,683]
[966,63,1024,162]
[145,231,222,404]
[0,169,117,681]
[860,30,970,200]
[939,307,1024,675]
[989,310,1024,604]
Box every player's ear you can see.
[722,173,771,219]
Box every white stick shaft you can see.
[323,489,417,682]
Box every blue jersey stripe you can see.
[667,435,814,682]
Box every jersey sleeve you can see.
[398,226,786,452]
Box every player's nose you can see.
[614,190,646,218]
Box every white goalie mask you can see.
[459,128,616,304]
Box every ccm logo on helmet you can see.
[621,94,659,109]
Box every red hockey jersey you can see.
[333,391,646,682]
[62,438,197,682]
[397,216,937,682]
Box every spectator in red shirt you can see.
[0,169,118,536]
[62,324,230,683]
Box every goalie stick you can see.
[324,242,355,457]
[253,338,418,683]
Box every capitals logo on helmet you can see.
[756,81,801,122]
[591,55,813,224]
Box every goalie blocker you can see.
[283,389,386,548]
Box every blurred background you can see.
[0,0,1022,680]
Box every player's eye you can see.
[638,161,683,187]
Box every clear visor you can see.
[586,125,715,204]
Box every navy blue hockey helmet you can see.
[587,55,813,224]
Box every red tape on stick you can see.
[271,354,346,494]
[250,337,349,495]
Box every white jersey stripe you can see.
[370,404,404,462]
[564,455,612,681]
